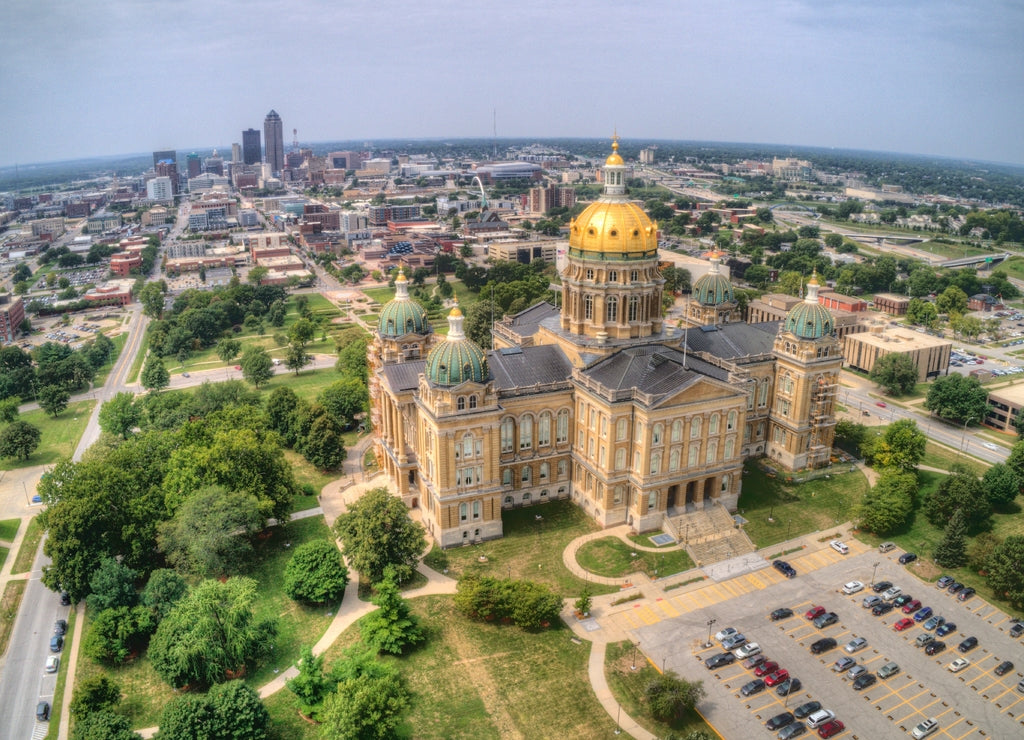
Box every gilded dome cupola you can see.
[425,299,488,386]
[783,271,834,339]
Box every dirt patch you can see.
[443,623,523,740]
[910,559,941,580]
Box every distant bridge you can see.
[937,252,1011,269]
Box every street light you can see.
[871,561,880,587]
[631,641,639,671]
[705,619,717,648]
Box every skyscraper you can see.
[231,143,242,163]
[242,128,261,165]
[186,152,202,178]
[263,110,284,175]
[152,149,176,168]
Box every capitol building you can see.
[368,139,841,548]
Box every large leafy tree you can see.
[868,353,919,395]
[924,468,992,533]
[319,659,410,740]
[240,346,274,388]
[865,419,926,472]
[148,577,277,690]
[142,569,189,621]
[98,392,141,439]
[284,539,349,605]
[986,535,1024,610]
[216,338,242,363]
[141,354,170,392]
[644,671,707,722]
[935,284,968,314]
[360,568,424,655]
[855,469,917,535]
[82,605,156,665]
[70,676,122,718]
[933,508,968,568]
[285,341,312,375]
[0,420,41,461]
[287,646,338,719]
[317,378,368,429]
[982,463,1021,507]
[37,384,70,417]
[86,557,138,612]
[138,281,167,319]
[300,409,348,471]
[923,373,989,423]
[72,711,142,740]
[333,487,426,584]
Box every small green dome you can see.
[378,270,430,337]
[692,253,734,306]
[425,303,488,386]
[784,274,834,339]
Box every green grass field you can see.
[11,516,42,574]
[0,518,19,542]
[0,581,28,670]
[0,400,95,471]
[576,537,695,579]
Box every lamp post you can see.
[705,619,717,648]
[631,641,639,671]
[871,561,880,588]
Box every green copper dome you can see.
[425,303,488,386]
[692,254,734,306]
[784,274,834,339]
[378,270,430,337]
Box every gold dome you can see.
[569,201,658,257]
[605,137,624,166]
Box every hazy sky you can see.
[2,0,1022,167]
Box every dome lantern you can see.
[378,267,430,337]
[424,299,488,387]
[783,270,834,339]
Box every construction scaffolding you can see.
[807,375,838,468]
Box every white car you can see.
[45,655,59,673]
[982,442,998,451]
[911,717,939,739]
[842,580,864,595]
[830,540,849,555]
[714,627,738,642]
[733,642,761,659]
[806,709,836,729]
[948,658,970,673]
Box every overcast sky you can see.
[2,0,1022,167]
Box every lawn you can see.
[576,537,695,579]
[77,515,338,730]
[437,499,618,596]
[272,594,615,740]
[0,517,19,542]
[737,463,870,548]
[605,640,716,739]
[0,400,95,471]
[0,580,27,661]
[282,448,343,505]
[12,516,43,574]
[920,440,986,476]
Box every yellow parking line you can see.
[999,694,1024,713]
[916,697,942,715]
[634,605,660,625]
[746,572,770,590]
[990,614,1010,628]
[653,598,680,618]
[932,705,957,721]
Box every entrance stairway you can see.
[663,504,756,567]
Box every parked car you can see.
[902,599,923,614]
[923,615,945,631]
[765,669,791,687]
[911,717,939,739]
[994,660,1014,676]
[879,542,896,553]
[754,661,779,677]
[793,700,822,719]
[958,636,978,653]
[947,657,970,672]
[842,580,864,595]
[862,595,882,609]
[36,701,50,721]
[853,673,877,690]
[741,678,766,696]
[1010,621,1024,639]
[770,607,794,621]
[872,580,893,593]
[925,640,947,656]
[844,637,868,654]
[830,540,849,555]
[878,661,900,679]
[714,626,738,642]
[947,581,965,595]
[882,586,902,600]
[958,587,976,601]
[779,723,808,740]
[743,654,767,670]
[59,592,70,606]
[776,677,803,696]
[936,576,954,589]
[817,719,845,738]
[53,619,67,636]
[832,656,856,673]
[810,637,837,654]
[894,618,915,631]
[766,712,796,731]
[806,709,836,729]
[914,606,934,622]
[915,633,935,648]
[847,664,868,681]
[893,593,914,608]
[899,552,918,565]
[936,622,957,637]
[704,652,735,669]
[872,602,895,617]
[44,655,59,673]
[805,605,826,620]
[814,612,839,629]
[49,635,63,653]
[773,559,797,578]
[722,633,747,650]
[734,642,761,659]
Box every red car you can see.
[805,605,826,620]
[818,719,845,738]
[901,599,922,614]
[754,661,779,677]
[894,618,915,631]
[764,668,790,687]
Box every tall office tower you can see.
[231,143,242,163]
[152,149,176,168]
[155,160,179,194]
[205,149,224,175]
[263,110,284,175]
[186,153,202,178]
[242,128,261,165]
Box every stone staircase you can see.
[664,504,757,567]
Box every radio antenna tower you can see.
[292,128,299,150]
[493,109,497,160]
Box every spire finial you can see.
[611,129,619,154]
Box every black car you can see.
[771,607,794,621]
[893,594,914,607]
[742,654,767,670]
[54,619,67,636]
[853,673,878,690]
[813,612,839,628]
[810,637,837,654]
[59,591,71,606]
[773,560,797,578]
[958,587,976,602]
[899,552,918,565]
[766,712,796,731]
[49,635,63,653]
[705,652,736,669]
[873,602,895,616]
[958,636,978,653]
[36,701,50,721]
[995,660,1015,676]
[741,678,766,696]
[872,581,893,593]
[776,677,803,696]
[778,723,807,740]
[793,700,822,719]
[1010,622,1024,639]
[947,581,965,595]
[924,640,946,655]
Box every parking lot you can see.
[632,547,1024,739]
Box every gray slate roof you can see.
[580,345,731,403]
[506,301,559,337]
[380,360,425,392]
[488,344,573,390]
[681,321,778,360]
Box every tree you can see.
[141,354,170,393]
[37,384,70,417]
[968,531,1001,572]
[360,568,424,655]
[98,392,141,439]
[70,675,122,718]
[0,420,41,460]
[289,317,317,346]
[72,711,142,740]
[157,486,264,577]
[824,233,843,249]
[867,419,926,473]
[138,282,166,319]
[987,535,1024,610]
[644,671,706,722]
[982,463,1021,508]
[148,577,278,689]
[287,646,337,718]
[142,569,189,621]
[156,680,270,740]
[317,377,368,428]
[247,266,268,285]
[868,353,919,395]
[240,346,274,388]
[285,341,312,375]
[217,338,242,363]
[334,487,426,584]
[935,285,968,314]
[86,556,138,612]
[924,468,992,533]
[1008,440,1024,482]
[933,507,968,568]
[300,409,348,470]
[284,539,349,605]
[319,665,410,740]
[82,605,155,665]
[923,374,990,423]
[855,469,917,535]
[153,695,215,739]
[0,396,19,423]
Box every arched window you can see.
[457,397,466,411]
[521,466,531,484]
[503,469,512,486]
[500,417,514,453]
[628,295,640,321]
[727,410,737,431]
[473,501,481,520]
[519,416,533,450]
[584,294,593,320]
[469,395,478,409]
[609,270,618,283]
[652,423,664,445]
[688,443,699,467]
[721,474,730,493]
[669,449,680,471]
[459,503,467,521]
[725,437,736,459]
[606,296,618,322]
[671,420,682,442]
[556,409,570,443]
[538,412,551,446]
[631,270,639,282]
[616,418,628,441]
[615,448,626,470]
[557,459,568,478]
[709,414,720,435]
[648,490,657,510]
[540,463,550,481]
[706,440,718,464]
[650,452,661,474]
[690,416,702,439]
[586,268,594,281]
[759,378,770,407]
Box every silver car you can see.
[862,595,882,609]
